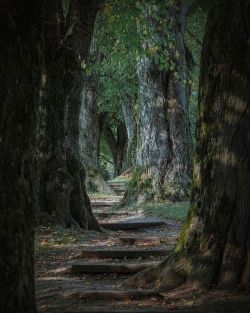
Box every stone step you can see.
[65,309,190,313]
[91,200,120,207]
[89,195,122,201]
[100,220,165,230]
[113,189,126,194]
[73,289,163,300]
[81,248,170,258]
[93,211,133,218]
[118,236,177,244]
[108,181,128,185]
[71,262,158,274]
[113,190,125,196]
[63,307,189,313]
[111,186,126,190]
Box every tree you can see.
[0,1,43,312]
[80,40,113,193]
[124,0,250,291]
[122,100,138,167]
[103,119,128,177]
[122,0,193,205]
[39,0,101,229]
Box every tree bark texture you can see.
[116,121,128,175]
[0,1,43,312]
[122,101,137,167]
[175,0,250,290]
[38,0,62,218]
[103,121,128,177]
[39,0,100,229]
[125,0,250,292]
[80,45,113,193]
[123,1,192,204]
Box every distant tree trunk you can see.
[124,0,250,291]
[116,121,128,175]
[122,2,192,205]
[103,121,128,177]
[80,42,113,193]
[80,80,112,192]
[122,101,137,167]
[39,0,100,229]
[103,124,118,171]
[0,1,43,312]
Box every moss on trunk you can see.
[121,2,192,205]
[123,0,250,292]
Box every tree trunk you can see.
[122,101,137,167]
[116,121,128,175]
[177,0,250,290]
[38,0,61,217]
[39,0,100,229]
[103,121,128,177]
[103,124,118,171]
[80,45,113,193]
[123,0,250,292]
[0,1,43,312]
[122,2,192,205]
[80,88,112,193]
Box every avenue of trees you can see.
[0,0,249,312]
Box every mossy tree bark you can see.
[122,1,192,205]
[80,44,113,193]
[0,1,43,312]
[124,0,250,291]
[39,0,100,229]
[80,106,111,193]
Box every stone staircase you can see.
[65,204,182,312]
[37,182,187,313]
[108,180,128,196]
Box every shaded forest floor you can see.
[35,190,250,313]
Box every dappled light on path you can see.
[36,187,249,313]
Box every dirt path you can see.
[36,191,250,313]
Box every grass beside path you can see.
[120,202,190,222]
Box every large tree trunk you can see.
[123,0,250,292]
[39,0,100,229]
[122,2,192,205]
[38,0,61,218]
[0,1,43,312]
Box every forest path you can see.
[36,189,250,313]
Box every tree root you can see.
[120,257,187,291]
